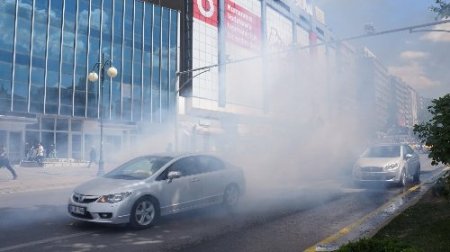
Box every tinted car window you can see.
[197,156,225,173]
[404,145,415,155]
[104,156,172,180]
[174,157,200,176]
[363,145,401,158]
[157,157,200,180]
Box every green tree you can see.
[413,94,450,165]
[431,0,450,18]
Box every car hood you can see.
[73,177,144,195]
[355,157,402,167]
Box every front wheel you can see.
[223,184,240,209]
[398,168,407,187]
[413,164,421,183]
[129,196,160,229]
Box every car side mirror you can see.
[405,154,413,160]
[167,171,182,183]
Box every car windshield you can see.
[362,145,401,158]
[104,156,173,180]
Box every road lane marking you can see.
[0,232,94,252]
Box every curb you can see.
[0,164,104,195]
[0,181,85,195]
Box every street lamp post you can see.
[88,52,118,176]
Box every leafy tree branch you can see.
[413,94,450,165]
[431,0,450,19]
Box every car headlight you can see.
[385,162,399,171]
[97,192,132,203]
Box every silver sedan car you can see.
[352,143,421,187]
[68,153,245,228]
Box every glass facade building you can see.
[182,0,332,152]
[0,0,179,161]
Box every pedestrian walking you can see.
[36,143,45,166]
[88,146,97,168]
[0,145,18,180]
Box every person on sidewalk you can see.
[88,146,97,168]
[36,143,45,166]
[27,144,37,161]
[0,145,18,180]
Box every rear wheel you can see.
[223,184,240,209]
[129,196,160,229]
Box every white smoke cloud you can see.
[389,62,440,90]
[399,50,428,60]
[389,49,441,90]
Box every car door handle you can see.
[191,178,200,182]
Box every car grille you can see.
[360,166,383,172]
[360,173,396,181]
[72,193,99,204]
[69,211,94,219]
[361,173,385,180]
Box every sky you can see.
[314,0,450,99]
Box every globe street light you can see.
[88,52,118,176]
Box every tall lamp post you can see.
[88,52,118,176]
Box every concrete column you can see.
[261,0,269,113]
[218,0,226,107]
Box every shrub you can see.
[432,172,450,199]
[337,238,420,252]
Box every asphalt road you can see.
[0,155,441,252]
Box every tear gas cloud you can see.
[111,43,372,193]
[221,46,370,190]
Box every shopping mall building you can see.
[0,0,331,162]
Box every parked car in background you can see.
[68,153,245,228]
[352,143,421,187]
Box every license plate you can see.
[364,174,380,180]
[69,205,86,215]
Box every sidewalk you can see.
[0,164,106,194]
